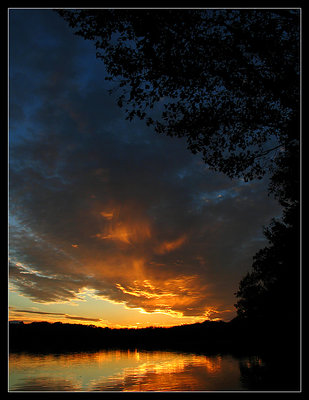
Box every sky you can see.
[8,9,283,328]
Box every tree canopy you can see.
[235,137,300,326]
[234,201,300,324]
[57,8,300,181]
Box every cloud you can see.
[9,262,86,304]
[155,235,187,254]
[9,10,282,323]
[10,307,102,323]
[12,309,66,316]
[65,315,102,322]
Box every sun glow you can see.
[9,199,234,328]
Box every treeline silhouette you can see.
[9,317,298,358]
[8,320,227,353]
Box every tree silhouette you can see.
[235,137,300,328]
[235,203,300,323]
[57,9,300,181]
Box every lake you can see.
[9,349,273,392]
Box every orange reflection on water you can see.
[9,349,245,392]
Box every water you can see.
[9,349,269,391]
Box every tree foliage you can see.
[234,201,300,325]
[57,8,300,181]
[235,138,300,324]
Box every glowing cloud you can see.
[113,275,211,318]
[94,203,152,245]
[156,235,187,254]
[100,211,114,220]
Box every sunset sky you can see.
[9,9,283,328]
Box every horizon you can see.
[8,318,227,331]
[9,317,229,329]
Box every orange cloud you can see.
[100,211,114,220]
[10,196,232,325]
[114,275,210,318]
[95,222,151,245]
[156,235,187,254]
[95,225,131,244]
[95,205,152,245]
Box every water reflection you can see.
[9,349,254,391]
